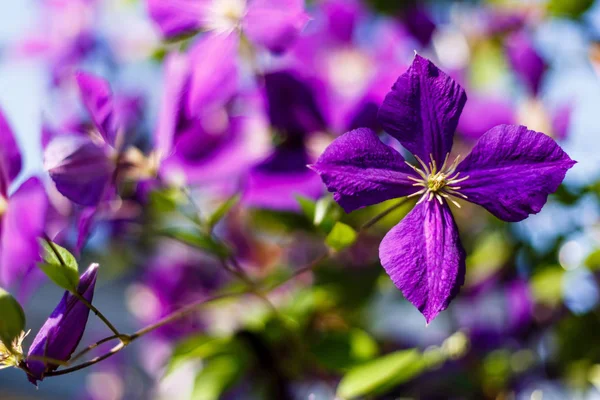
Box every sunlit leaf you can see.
[207,195,240,229]
[466,232,512,287]
[530,266,565,306]
[326,222,358,251]
[311,329,378,372]
[296,195,317,222]
[192,354,247,400]
[39,240,79,291]
[159,228,230,258]
[337,349,425,399]
[167,335,233,375]
[547,0,594,18]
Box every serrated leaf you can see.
[337,349,425,399]
[326,222,357,251]
[207,195,240,229]
[0,288,25,346]
[39,240,79,291]
[159,228,231,258]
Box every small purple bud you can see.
[26,263,99,385]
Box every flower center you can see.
[0,330,29,370]
[406,153,469,208]
[204,0,247,34]
[0,195,8,217]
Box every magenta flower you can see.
[26,263,99,384]
[311,55,575,323]
[0,109,48,293]
[146,0,309,53]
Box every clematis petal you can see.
[551,103,572,140]
[44,135,114,207]
[146,0,208,38]
[378,55,466,165]
[244,146,323,211]
[379,200,466,324]
[155,52,191,157]
[75,72,118,147]
[455,125,576,222]
[243,0,309,53]
[505,31,546,96]
[26,263,99,384]
[0,107,22,184]
[321,0,364,43]
[310,128,420,213]
[0,178,47,288]
[186,33,238,118]
[264,71,326,136]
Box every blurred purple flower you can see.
[44,72,122,207]
[320,0,366,43]
[13,0,99,86]
[155,51,265,191]
[146,0,309,53]
[131,257,223,339]
[287,11,408,134]
[26,263,99,385]
[243,71,325,210]
[0,109,48,293]
[505,31,546,96]
[311,55,575,322]
[401,5,436,46]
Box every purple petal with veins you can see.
[380,200,466,324]
[456,125,576,222]
[378,55,466,165]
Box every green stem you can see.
[42,235,123,339]
[41,195,412,377]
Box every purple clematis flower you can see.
[505,31,546,96]
[0,109,48,294]
[311,55,575,323]
[146,0,309,54]
[243,71,325,210]
[44,72,122,207]
[26,263,99,385]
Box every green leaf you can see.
[337,349,425,399]
[39,240,79,291]
[466,232,511,287]
[192,353,248,400]
[167,335,233,375]
[207,195,240,229]
[326,222,358,251]
[295,195,317,222]
[530,266,565,306]
[548,0,594,18]
[159,228,230,258]
[0,288,25,346]
[311,329,378,372]
[585,249,600,270]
